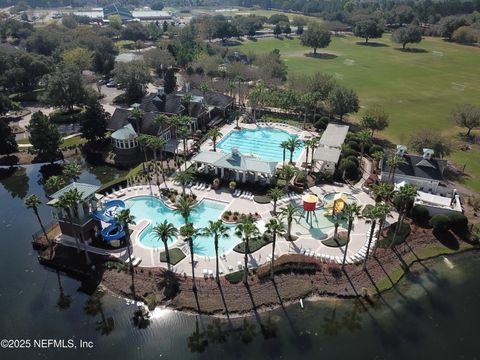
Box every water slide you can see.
[93,200,126,241]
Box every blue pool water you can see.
[126,196,241,256]
[216,128,304,162]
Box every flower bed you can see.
[221,211,260,224]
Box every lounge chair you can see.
[208,270,214,278]
[228,265,234,272]
[237,261,243,270]
[205,184,211,191]
[132,257,142,267]
[203,269,208,278]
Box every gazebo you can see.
[191,148,278,183]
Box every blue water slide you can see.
[101,223,126,241]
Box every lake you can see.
[0,159,478,359]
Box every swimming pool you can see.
[126,196,241,256]
[216,128,304,163]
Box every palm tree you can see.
[235,217,260,284]
[373,203,391,256]
[152,220,178,271]
[130,107,143,133]
[201,220,230,283]
[235,74,246,105]
[267,187,284,215]
[372,181,395,204]
[387,153,405,183]
[232,109,242,129]
[114,209,137,299]
[341,203,362,269]
[303,139,314,170]
[278,164,296,192]
[286,137,302,164]
[25,194,52,249]
[265,218,285,280]
[44,175,66,195]
[280,141,289,166]
[174,195,196,225]
[357,130,371,166]
[148,137,168,190]
[55,195,80,252]
[199,83,209,100]
[390,184,417,249]
[281,204,301,241]
[177,125,190,165]
[62,162,82,182]
[137,134,153,193]
[180,222,198,292]
[173,169,195,196]
[207,128,222,152]
[363,205,383,271]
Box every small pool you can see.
[126,196,241,256]
[216,128,303,162]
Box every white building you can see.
[312,123,349,174]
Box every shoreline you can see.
[35,221,478,317]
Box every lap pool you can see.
[216,128,303,162]
[126,196,241,257]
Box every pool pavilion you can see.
[191,148,278,183]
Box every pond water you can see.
[0,158,479,359]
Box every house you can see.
[381,145,462,215]
[107,86,234,164]
[47,182,101,242]
[312,123,349,174]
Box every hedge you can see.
[256,254,322,279]
[430,214,450,231]
[49,108,85,123]
[411,205,430,223]
[225,270,243,284]
[378,222,411,248]
[234,235,272,254]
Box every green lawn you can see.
[17,135,87,149]
[233,35,480,192]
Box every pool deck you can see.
[52,178,394,278]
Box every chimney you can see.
[422,148,434,160]
[396,144,407,156]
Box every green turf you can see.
[160,248,186,265]
[233,35,480,192]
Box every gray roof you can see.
[319,123,349,148]
[192,150,278,175]
[312,146,342,163]
[111,123,137,140]
[381,153,447,181]
[48,182,100,204]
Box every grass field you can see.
[232,35,480,192]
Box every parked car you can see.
[106,80,117,88]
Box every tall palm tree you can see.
[153,220,178,270]
[25,194,52,249]
[265,218,285,280]
[309,137,320,165]
[357,130,371,166]
[207,127,222,152]
[286,137,302,164]
[303,139,314,170]
[235,217,259,284]
[232,109,241,129]
[201,220,230,283]
[173,195,196,225]
[137,134,153,193]
[235,74,246,105]
[114,209,137,299]
[130,107,143,134]
[180,222,198,292]
[281,204,301,241]
[177,125,190,165]
[278,164,297,192]
[390,184,417,249]
[173,169,195,196]
[280,141,289,166]
[267,187,284,215]
[56,195,80,253]
[372,181,395,204]
[363,205,383,271]
[64,189,91,264]
[387,154,405,183]
[44,175,66,195]
[199,83,209,100]
[373,203,391,257]
[341,203,362,269]
[148,137,168,190]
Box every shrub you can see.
[49,108,85,123]
[225,270,243,284]
[362,204,374,217]
[368,144,384,156]
[411,205,430,223]
[378,222,411,248]
[347,140,360,152]
[229,181,236,190]
[342,148,359,158]
[446,212,468,231]
[345,155,359,167]
[340,158,360,181]
[430,214,450,231]
[314,116,329,131]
